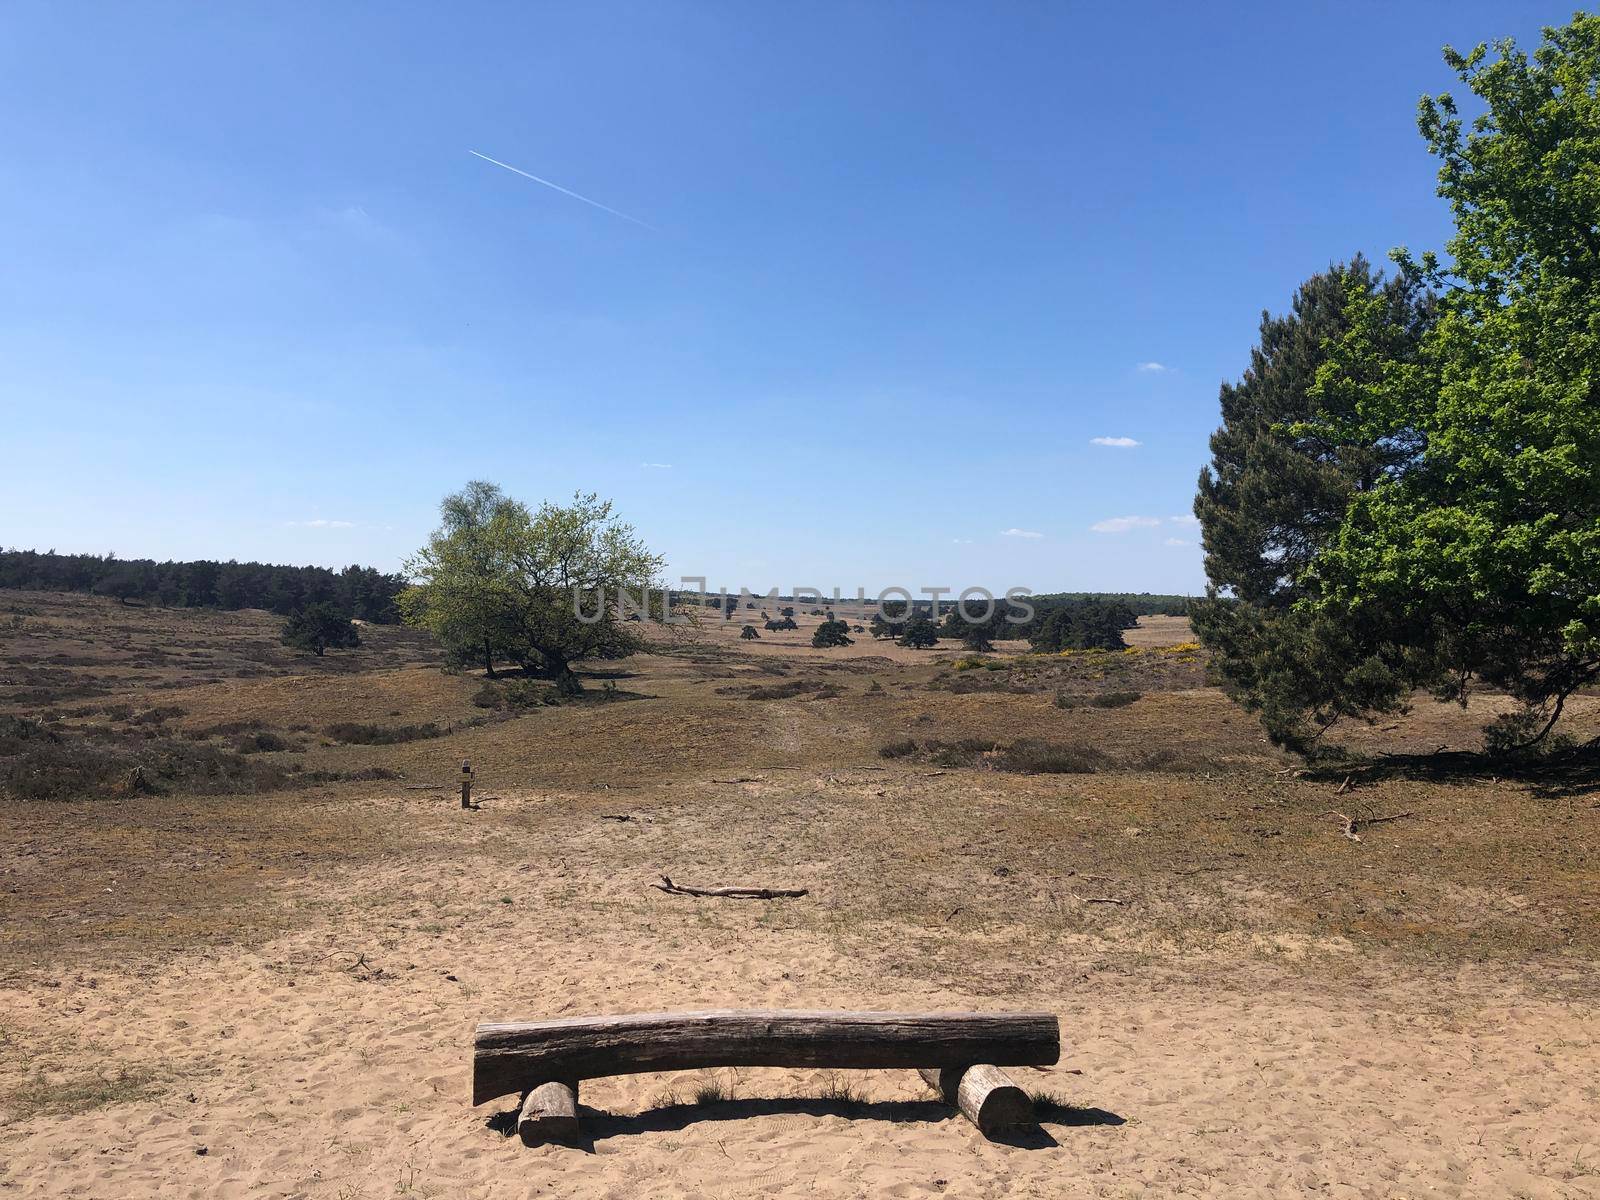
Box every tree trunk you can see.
[483,638,496,679]
[474,1009,1059,1105]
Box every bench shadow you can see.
[486,1095,1104,1151]
[1035,1102,1126,1128]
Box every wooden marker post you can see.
[460,759,474,809]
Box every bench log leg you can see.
[918,1064,1034,1135]
[518,1080,580,1143]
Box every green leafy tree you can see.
[1198,15,1600,753]
[95,565,149,606]
[282,602,361,657]
[1191,259,1433,747]
[811,618,853,648]
[400,483,663,689]
[740,624,760,640]
[869,600,909,639]
[939,604,1013,652]
[1027,600,1132,653]
[897,614,938,648]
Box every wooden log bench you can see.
[474,1008,1060,1141]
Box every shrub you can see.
[0,731,301,800]
[1055,690,1141,709]
[0,715,56,755]
[324,722,444,745]
[234,730,292,754]
[993,739,1108,774]
[879,737,918,759]
[736,679,839,701]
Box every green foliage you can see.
[740,623,759,640]
[281,602,361,657]
[811,618,853,648]
[400,482,663,686]
[1195,258,1432,607]
[939,603,1015,652]
[897,614,939,648]
[0,549,405,621]
[1026,600,1131,652]
[1024,591,1191,617]
[764,616,798,631]
[1197,14,1600,753]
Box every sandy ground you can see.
[3,597,1599,1198]
[5,777,1598,1200]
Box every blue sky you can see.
[0,2,1575,595]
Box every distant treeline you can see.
[696,590,1194,617]
[0,549,407,623]
[1028,592,1192,617]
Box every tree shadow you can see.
[1304,742,1600,799]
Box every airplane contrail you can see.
[468,150,656,230]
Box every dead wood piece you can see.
[918,1064,1035,1134]
[651,874,807,900]
[518,1080,580,1143]
[474,1009,1060,1105]
[1077,896,1126,905]
[1324,809,1416,842]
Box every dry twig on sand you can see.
[1324,807,1415,843]
[650,874,808,900]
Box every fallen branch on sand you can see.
[651,874,808,900]
[1324,808,1415,843]
[710,776,763,784]
[1076,895,1126,905]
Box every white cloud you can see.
[1091,515,1162,534]
[1164,537,1191,547]
[951,538,974,545]
[1000,528,1044,539]
[641,461,673,469]
[286,518,356,529]
[1136,361,1169,373]
[1091,436,1141,448]
[1168,513,1199,525]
